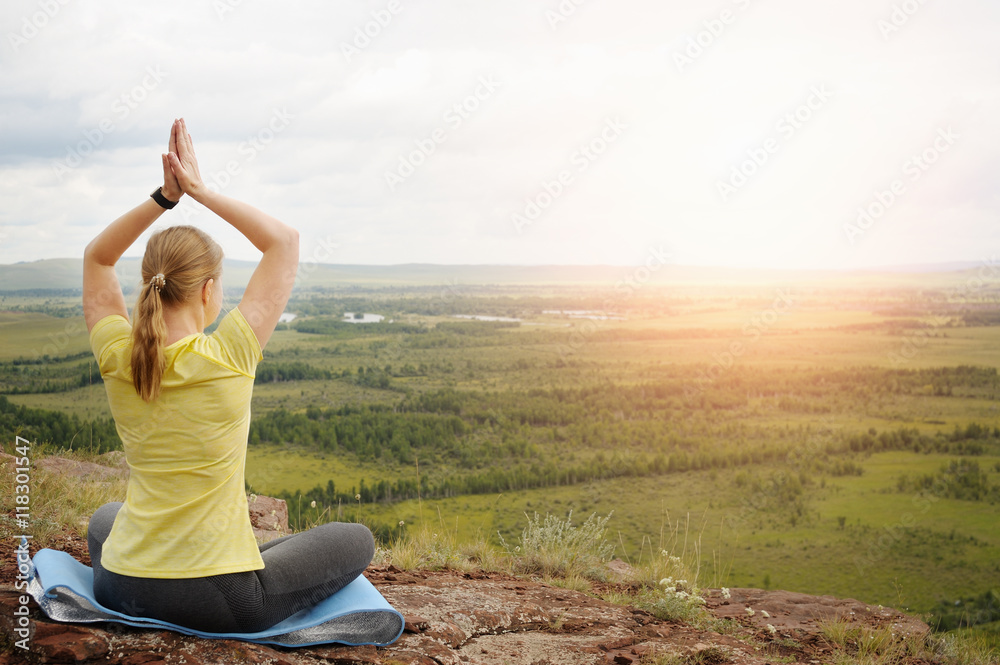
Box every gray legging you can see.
[87,502,375,633]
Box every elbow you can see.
[283,226,300,255]
[83,239,106,265]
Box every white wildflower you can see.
[658,577,674,587]
[398,520,405,527]
[761,610,770,618]
[767,624,777,635]
[310,500,317,508]
[746,606,755,616]
[721,587,731,599]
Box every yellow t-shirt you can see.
[90,306,265,578]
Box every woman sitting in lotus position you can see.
[84,118,373,632]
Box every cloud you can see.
[0,0,997,269]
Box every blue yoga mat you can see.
[26,547,404,648]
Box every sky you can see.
[0,0,997,271]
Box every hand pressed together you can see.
[159,119,184,202]
[165,118,207,200]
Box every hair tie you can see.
[149,273,166,292]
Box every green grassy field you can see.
[248,448,1000,614]
[3,272,1000,634]
[0,312,91,361]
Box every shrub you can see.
[500,510,614,579]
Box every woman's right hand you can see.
[163,116,299,350]
[166,118,207,199]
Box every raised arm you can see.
[83,126,184,331]
[166,118,298,350]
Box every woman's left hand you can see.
[160,120,183,202]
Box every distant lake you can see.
[343,312,385,323]
[452,314,521,322]
[543,309,626,320]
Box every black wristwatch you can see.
[150,187,178,210]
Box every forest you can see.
[1,273,999,642]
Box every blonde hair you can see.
[131,226,223,402]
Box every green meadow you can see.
[2,263,999,638]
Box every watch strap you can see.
[150,187,178,210]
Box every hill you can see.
[0,258,993,292]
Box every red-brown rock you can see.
[248,493,290,543]
[0,565,934,665]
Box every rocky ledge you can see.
[0,565,930,665]
[0,454,933,664]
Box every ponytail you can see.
[131,276,168,402]
[130,226,223,403]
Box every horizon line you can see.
[0,257,991,274]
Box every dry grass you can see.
[818,617,998,665]
[0,451,127,547]
[380,506,507,574]
[499,510,615,579]
[638,645,732,665]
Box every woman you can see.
[83,118,373,633]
